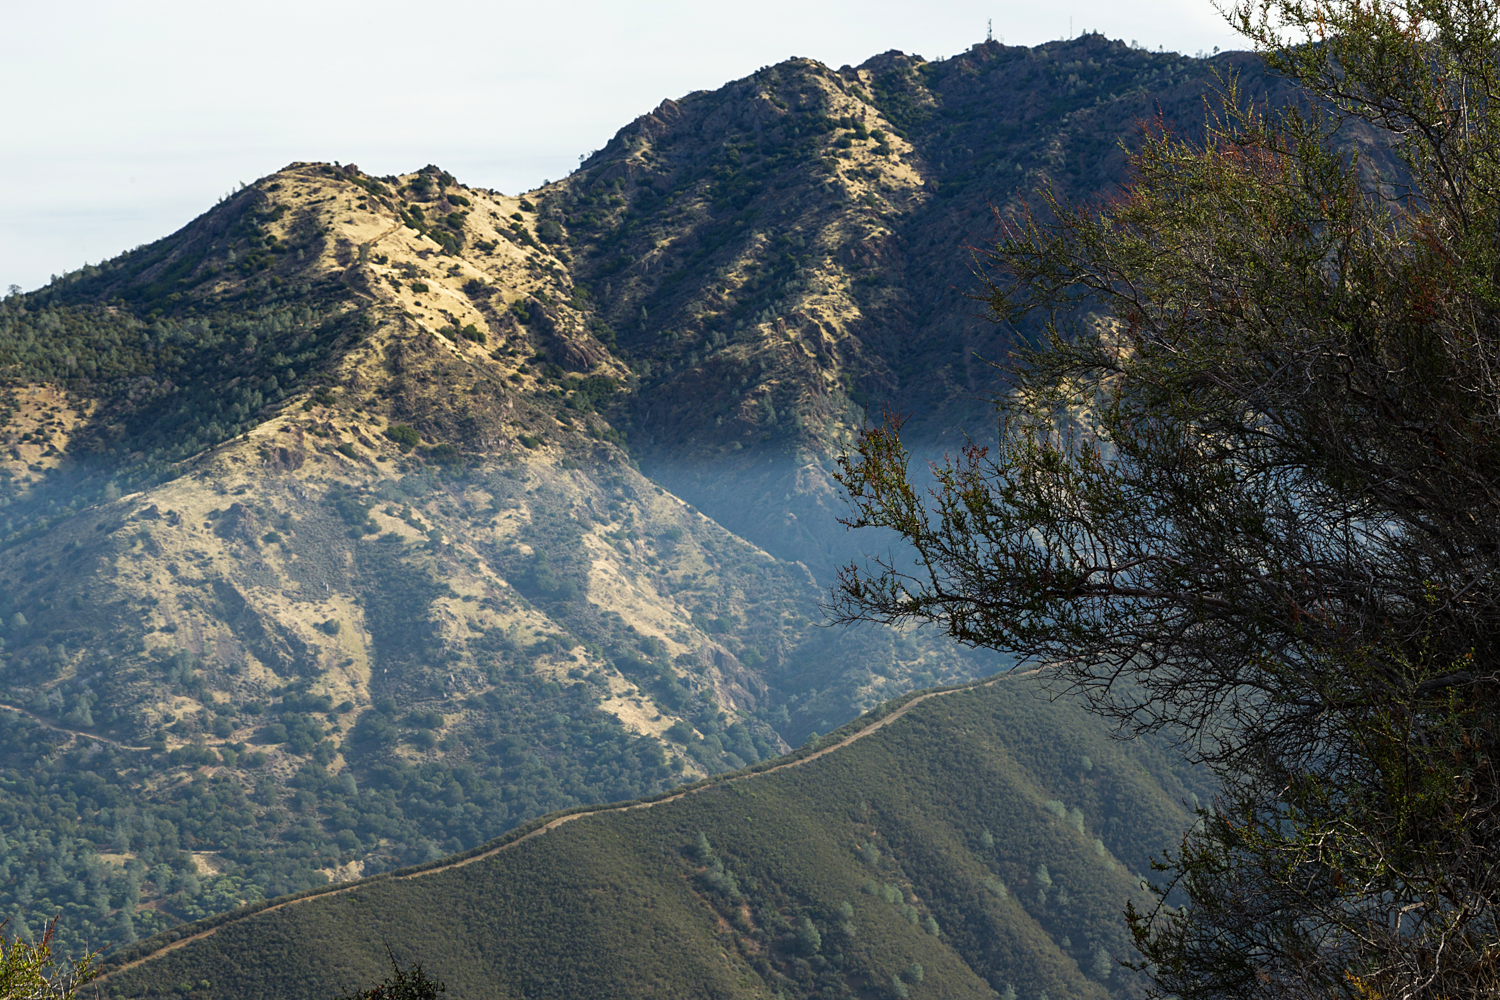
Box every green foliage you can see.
[101,678,1201,1000]
[384,425,420,451]
[833,5,1500,997]
[562,375,616,412]
[0,918,98,1000]
[0,296,359,539]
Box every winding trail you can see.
[98,675,1004,982]
[0,702,151,751]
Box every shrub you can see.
[410,282,429,294]
[797,916,822,955]
[0,918,98,999]
[336,948,446,1000]
[385,425,420,451]
[424,443,461,466]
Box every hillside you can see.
[561,39,1297,571]
[0,33,1252,957]
[97,675,1208,1000]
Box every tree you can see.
[337,947,446,1000]
[830,1,1500,997]
[0,918,98,1000]
[797,915,823,955]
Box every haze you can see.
[2,0,1240,294]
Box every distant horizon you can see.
[3,0,1243,294]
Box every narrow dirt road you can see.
[0,702,151,751]
[98,674,1005,981]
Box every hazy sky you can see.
[2,0,1243,294]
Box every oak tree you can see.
[832,1,1500,996]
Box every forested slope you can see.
[99,675,1205,1000]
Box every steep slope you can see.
[545,37,1296,573]
[98,675,1207,1000]
[0,35,1267,959]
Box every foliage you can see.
[831,2,1500,997]
[336,948,445,1000]
[0,917,98,1000]
[99,677,1201,1000]
[0,297,358,540]
[384,425,420,451]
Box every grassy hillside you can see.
[97,674,1206,1000]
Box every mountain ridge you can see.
[0,33,1255,959]
[97,672,1208,1000]
[98,673,1007,980]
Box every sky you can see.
[1,0,1243,294]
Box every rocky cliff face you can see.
[0,35,1264,954]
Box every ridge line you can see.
[96,672,1009,982]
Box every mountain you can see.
[0,33,1260,959]
[97,675,1209,1000]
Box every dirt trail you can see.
[98,675,1003,981]
[0,703,151,751]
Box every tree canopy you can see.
[832,1,1500,996]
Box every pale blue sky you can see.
[2,0,1242,293]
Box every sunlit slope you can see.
[100,676,1202,1000]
